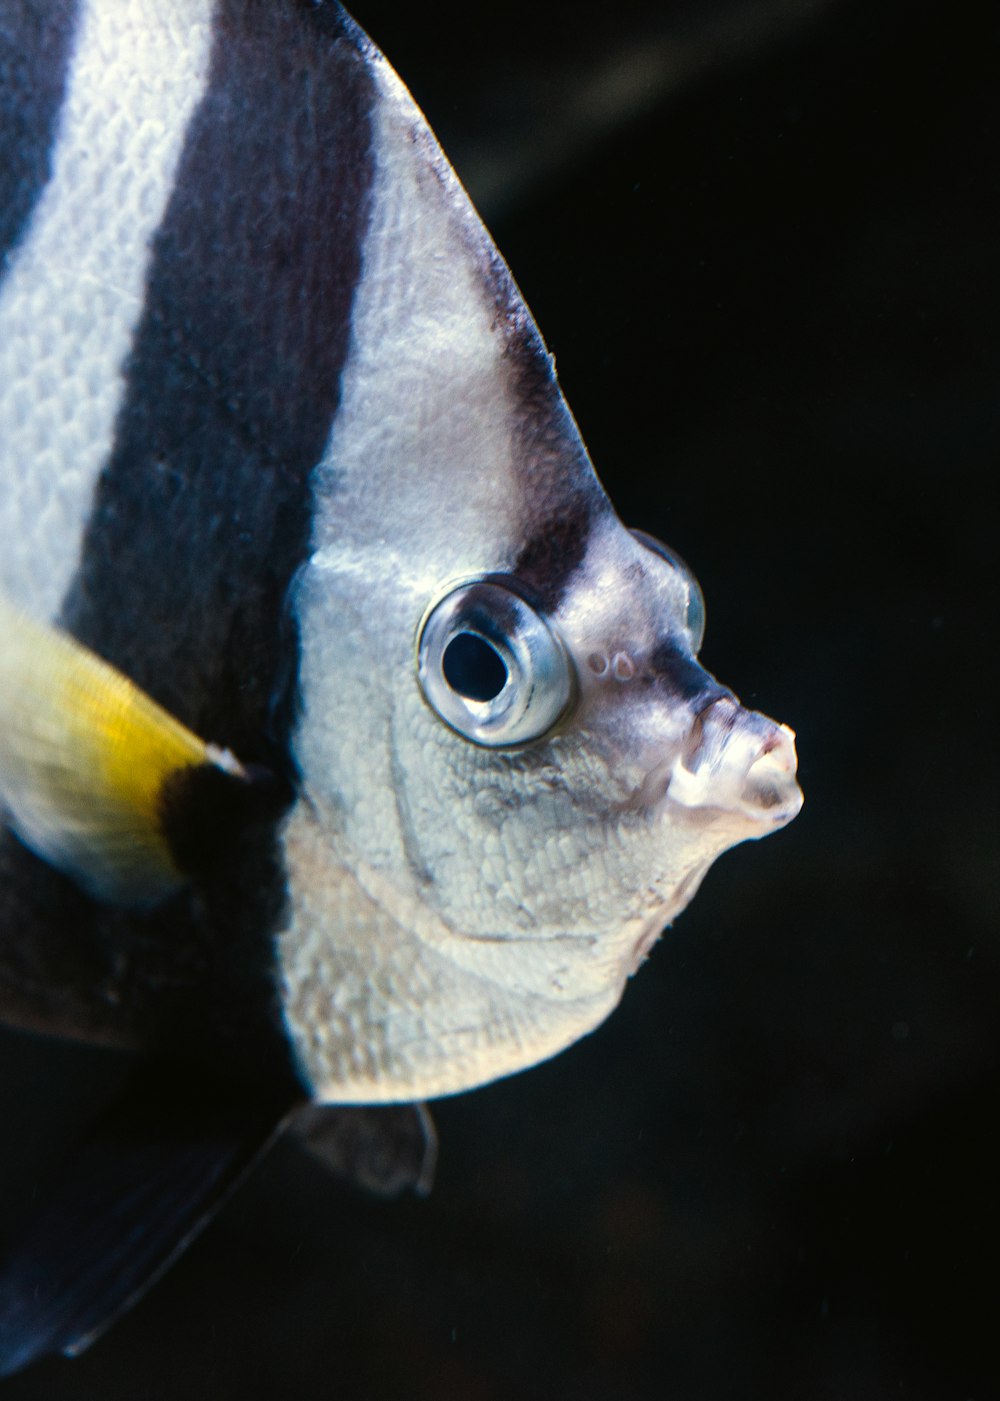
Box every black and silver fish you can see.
[0,0,802,1373]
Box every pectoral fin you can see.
[290,1102,438,1198]
[0,599,246,905]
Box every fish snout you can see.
[666,696,803,831]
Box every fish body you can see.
[0,0,801,1370]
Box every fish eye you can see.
[442,632,508,702]
[418,580,573,746]
[630,529,707,653]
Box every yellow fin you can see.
[0,598,244,905]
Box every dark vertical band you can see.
[64,0,375,772]
[0,0,81,271]
[482,260,606,611]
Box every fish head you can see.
[274,48,801,1104]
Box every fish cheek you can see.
[392,689,641,943]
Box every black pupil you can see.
[442,632,508,702]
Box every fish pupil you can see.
[442,632,508,702]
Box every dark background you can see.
[2,0,997,1396]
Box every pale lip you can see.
[665,697,803,830]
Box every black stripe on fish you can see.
[62,0,375,763]
[487,271,608,610]
[0,0,80,269]
[513,489,597,612]
[0,766,307,1074]
[648,638,730,704]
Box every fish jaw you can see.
[615,699,802,975]
[644,698,803,836]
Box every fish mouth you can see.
[651,697,803,832]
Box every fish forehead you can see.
[305,41,608,595]
[286,28,624,856]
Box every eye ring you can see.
[417,579,573,747]
[630,529,706,653]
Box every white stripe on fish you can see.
[0,0,214,618]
